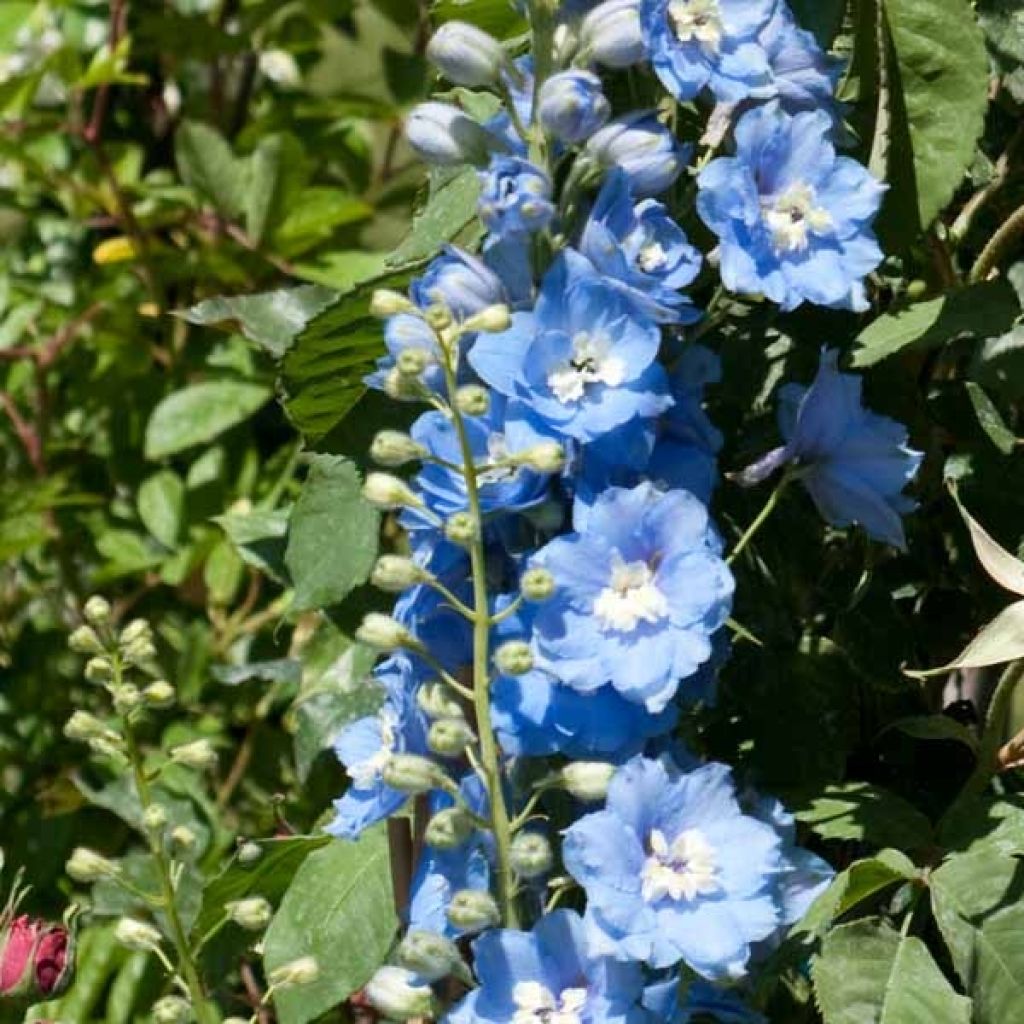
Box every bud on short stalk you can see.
[142,680,175,708]
[169,739,218,770]
[237,841,262,865]
[370,289,415,317]
[170,825,198,851]
[561,761,615,802]
[444,511,478,547]
[396,930,464,982]
[83,656,114,683]
[515,441,566,474]
[68,625,104,655]
[428,717,476,757]
[152,995,191,1024]
[370,430,426,467]
[372,555,425,592]
[364,965,435,1021]
[510,832,554,879]
[521,566,556,602]
[142,804,168,832]
[445,889,500,932]
[268,956,319,989]
[111,683,142,715]
[417,681,466,721]
[424,807,474,849]
[384,367,426,402]
[494,640,534,676]
[355,613,417,652]
[462,303,511,334]
[119,618,152,647]
[115,917,163,952]
[406,102,492,167]
[363,473,423,511]
[64,710,110,743]
[381,754,443,795]
[427,20,505,87]
[66,847,119,883]
[396,346,433,377]
[580,0,645,68]
[226,897,272,932]
[454,385,490,417]
[83,595,112,627]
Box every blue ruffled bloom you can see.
[586,112,689,197]
[411,245,507,319]
[539,70,611,143]
[641,0,775,102]
[446,910,649,1024]
[365,312,447,396]
[757,4,841,117]
[470,251,671,444]
[580,170,702,324]
[562,757,785,977]
[697,104,885,311]
[531,483,733,712]
[479,156,556,237]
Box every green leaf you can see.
[175,119,246,218]
[972,327,1024,399]
[180,285,338,359]
[939,795,1024,857]
[212,658,301,687]
[966,382,1017,455]
[812,919,971,1023]
[950,485,1024,595]
[284,456,379,613]
[793,782,934,849]
[144,381,272,459]
[852,280,1019,367]
[431,0,528,37]
[213,506,290,582]
[263,831,398,1024]
[137,469,184,547]
[930,847,1024,1022]
[387,167,482,268]
[906,599,1024,677]
[881,714,979,750]
[978,0,1024,68]
[246,134,284,245]
[271,187,373,257]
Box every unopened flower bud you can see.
[396,930,464,982]
[268,955,319,988]
[69,625,103,655]
[510,832,554,878]
[372,555,425,592]
[384,367,426,401]
[112,683,142,715]
[0,914,73,1000]
[445,889,499,932]
[454,385,490,417]
[587,112,684,197]
[88,735,126,760]
[424,807,473,849]
[363,473,423,510]
[170,739,218,770]
[84,656,114,683]
[115,917,163,951]
[143,680,175,708]
[153,995,191,1024]
[396,347,433,377]
[406,102,491,167]
[226,897,272,931]
[365,965,434,1020]
[83,595,112,627]
[64,711,108,743]
[355,613,417,652]
[462,303,511,334]
[381,754,442,794]
[444,511,478,547]
[427,20,505,87]
[428,717,475,757]
[170,825,198,851]
[119,618,152,647]
[494,640,534,676]
[521,566,556,602]
[370,430,426,468]
[237,841,262,864]
[66,847,119,883]
[515,441,565,474]
[370,289,415,317]
[539,70,610,144]
[580,0,645,68]
[417,681,466,721]
[143,804,168,831]
[122,637,157,665]
[424,304,453,332]
[561,761,615,802]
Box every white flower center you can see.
[347,707,398,788]
[593,554,669,633]
[637,241,668,273]
[547,331,626,405]
[668,0,724,50]
[762,182,834,253]
[641,828,720,903]
[513,982,588,1024]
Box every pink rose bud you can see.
[0,914,72,1001]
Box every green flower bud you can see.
[119,618,152,647]
[69,625,103,655]
[444,511,478,547]
[371,555,425,592]
[370,289,415,317]
[396,347,433,378]
[384,367,425,402]
[66,847,119,883]
[416,681,465,721]
[83,595,112,627]
[561,761,615,802]
[521,566,556,602]
[111,683,142,715]
[88,735,126,761]
[395,930,463,982]
[445,889,499,932]
[510,832,553,878]
[454,385,490,417]
[424,807,473,849]
[237,841,262,864]
[142,680,175,708]
[428,717,475,757]
[268,955,319,988]
[170,739,218,770]
[462,304,511,334]
[365,965,434,1020]
[226,897,272,931]
[370,430,426,468]
[362,473,423,510]
[84,656,114,684]
[64,711,109,743]
[494,640,534,676]
[121,636,157,665]
[355,613,417,652]
[424,304,452,331]
[142,804,168,832]
[170,825,198,851]
[381,754,441,795]
[152,995,191,1024]
[515,441,565,474]
[115,917,163,951]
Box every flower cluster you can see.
[331,2,922,1021]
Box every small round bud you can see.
[363,473,423,510]
[444,511,478,547]
[88,735,126,760]
[370,430,426,468]
[521,566,556,602]
[83,595,112,627]
[424,807,474,849]
[370,289,415,317]
[364,965,434,1020]
[510,832,554,879]
[561,761,615,802]
[428,717,476,757]
[580,0,645,69]
[226,897,272,931]
[143,804,168,832]
[396,347,432,377]
[69,625,103,655]
[64,710,109,743]
[170,825,198,851]
[445,889,500,932]
[371,555,425,593]
[119,618,152,647]
[396,930,463,982]
[494,640,534,677]
[112,683,142,715]
[384,367,426,401]
[417,681,466,720]
[424,304,452,332]
[406,102,492,167]
[355,613,417,652]
[268,956,319,989]
[115,917,163,951]
[427,20,505,87]
[462,303,511,334]
[66,847,119,883]
[515,441,565,474]
[170,739,218,770]
[237,841,262,865]
[381,754,442,795]
[122,636,157,665]
[454,385,490,417]
[142,680,175,708]
[152,995,191,1024]
[84,656,114,683]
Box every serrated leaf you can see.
[213,506,290,582]
[137,469,184,548]
[175,119,246,218]
[793,782,934,849]
[387,166,482,267]
[906,600,1024,677]
[144,381,272,459]
[263,831,397,1024]
[812,919,971,1023]
[939,795,1024,857]
[284,456,378,612]
[966,382,1017,455]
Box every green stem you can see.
[969,202,1024,283]
[959,659,1024,801]
[727,472,792,566]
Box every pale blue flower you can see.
[411,245,507,319]
[539,70,611,143]
[479,156,555,237]
[586,112,689,197]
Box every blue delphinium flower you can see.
[586,112,689,197]
[479,156,556,237]
[365,312,446,397]
[580,170,702,324]
[539,70,611,143]
[697,103,885,311]
[446,910,649,1024]
[562,756,783,977]
[328,656,430,840]
[470,251,671,444]
[756,4,841,117]
[738,349,923,550]
[411,245,507,319]
[531,483,733,712]
[406,101,493,166]
[643,978,765,1024]
[640,0,775,102]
